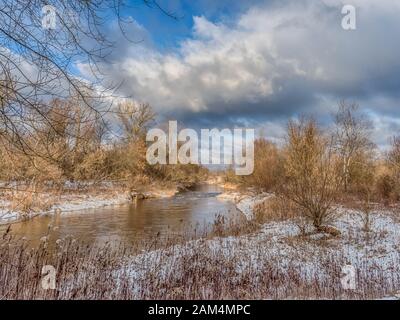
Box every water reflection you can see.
[1,184,238,246]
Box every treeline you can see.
[0,98,207,188]
[227,102,400,229]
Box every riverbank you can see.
[1,183,399,299]
[120,187,400,299]
[0,181,180,225]
[118,199,400,299]
[124,211,400,299]
[2,195,399,299]
[217,190,272,220]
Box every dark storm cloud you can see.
[78,0,400,143]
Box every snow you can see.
[0,188,179,225]
[0,211,20,223]
[2,181,400,298]
[0,193,130,225]
[119,200,400,299]
[51,194,129,213]
[217,191,272,220]
[0,180,181,225]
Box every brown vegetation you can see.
[1,1,199,204]
[279,118,342,229]
[1,218,398,300]
[242,139,284,192]
[0,98,207,202]
[234,102,400,231]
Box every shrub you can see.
[243,139,283,192]
[278,118,341,229]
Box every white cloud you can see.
[78,0,400,145]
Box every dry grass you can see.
[0,225,199,300]
[0,181,128,217]
[6,184,55,214]
[1,236,398,300]
[1,212,399,300]
[253,196,298,223]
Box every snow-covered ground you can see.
[120,196,400,299]
[0,185,178,225]
[0,192,130,225]
[2,183,399,298]
[217,191,273,220]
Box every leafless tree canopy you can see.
[0,1,173,174]
[333,101,375,191]
[278,118,342,228]
[117,101,155,142]
[388,136,400,174]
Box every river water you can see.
[0,184,239,246]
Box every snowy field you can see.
[119,196,400,299]
[1,185,399,299]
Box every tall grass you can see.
[1,216,399,300]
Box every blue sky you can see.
[75,0,400,148]
[127,0,262,50]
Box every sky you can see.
[76,0,400,148]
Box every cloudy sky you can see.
[79,0,400,147]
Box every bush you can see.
[243,139,283,192]
[375,174,397,203]
[278,118,341,229]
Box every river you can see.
[0,184,239,246]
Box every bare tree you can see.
[375,136,400,202]
[117,101,155,142]
[279,118,341,231]
[0,1,170,173]
[333,101,374,192]
[0,96,107,181]
[387,136,400,176]
[110,101,156,184]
